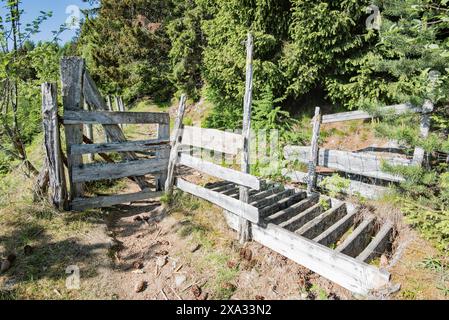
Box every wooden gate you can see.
[44,57,171,211]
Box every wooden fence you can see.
[40,57,170,211]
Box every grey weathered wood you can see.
[71,139,170,155]
[265,194,320,225]
[72,158,168,183]
[357,222,394,263]
[156,118,170,191]
[296,203,347,239]
[64,111,170,125]
[282,169,390,200]
[33,158,50,202]
[83,69,150,190]
[239,33,254,243]
[71,191,163,211]
[223,210,391,296]
[250,189,295,209]
[84,100,95,162]
[320,103,418,124]
[259,191,307,218]
[165,95,187,195]
[209,182,235,192]
[60,57,85,199]
[181,126,244,156]
[307,107,321,193]
[279,199,331,232]
[412,100,434,166]
[114,96,123,129]
[176,178,259,224]
[178,154,261,190]
[42,83,68,210]
[285,146,411,182]
[119,96,126,112]
[314,212,357,247]
[248,186,285,202]
[106,95,113,111]
[336,216,376,257]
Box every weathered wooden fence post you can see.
[412,100,434,166]
[157,116,171,191]
[42,83,68,209]
[307,107,322,194]
[239,32,254,244]
[165,95,187,196]
[60,57,85,200]
[84,98,95,162]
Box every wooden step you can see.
[259,191,307,218]
[279,198,331,232]
[248,186,285,203]
[209,182,235,192]
[295,203,347,239]
[264,194,320,225]
[336,216,376,257]
[357,222,394,263]
[314,211,356,247]
[250,189,294,209]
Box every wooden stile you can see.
[307,107,321,193]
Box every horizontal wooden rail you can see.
[284,146,411,182]
[320,103,418,124]
[181,126,243,155]
[71,191,163,211]
[178,154,261,190]
[176,178,259,223]
[71,139,170,155]
[63,111,170,125]
[72,158,168,183]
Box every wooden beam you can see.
[84,100,95,162]
[284,146,410,182]
[41,83,68,210]
[278,199,331,232]
[314,212,357,247]
[357,222,394,263]
[412,100,434,166]
[181,126,244,156]
[165,95,187,195]
[71,139,170,155]
[307,107,321,193]
[336,216,376,257]
[72,158,168,183]
[320,103,418,124]
[259,191,307,218]
[295,203,347,239]
[223,210,391,296]
[176,178,259,224]
[60,57,85,199]
[264,194,320,225]
[250,189,294,209]
[178,154,261,190]
[64,111,170,125]
[282,169,390,200]
[82,69,150,190]
[71,191,163,211]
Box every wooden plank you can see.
[282,169,389,200]
[357,223,394,263]
[314,212,357,247]
[176,178,259,224]
[71,139,170,155]
[279,199,331,232]
[259,191,307,218]
[84,100,95,162]
[264,194,320,225]
[60,57,85,199]
[223,210,391,296]
[209,181,235,192]
[156,122,170,191]
[178,154,261,190]
[248,186,285,202]
[64,111,169,125]
[181,126,244,156]
[72,158,168,183]
[321,103,418,124]
[71,191,163,211]
[82,69,150,190]
[284,147,410,182]
[296,203,347,239]
[165,95,187,195]
[307,107,321,193]
[41,83,68,210]
[239,32,254,243]
[251,189,294,209]
[336,216,376,257]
